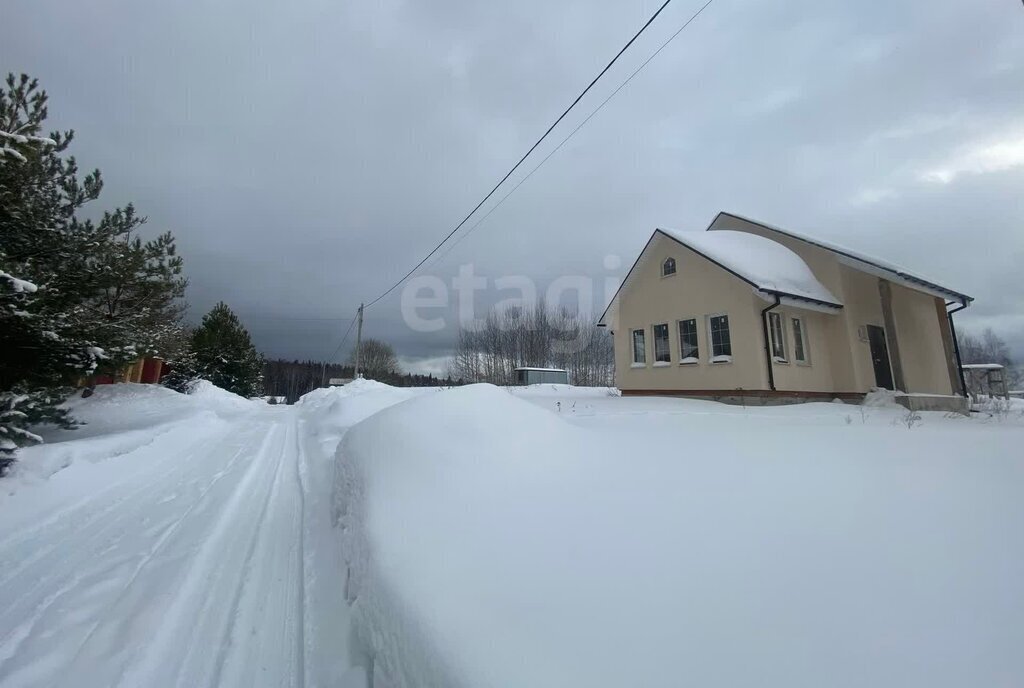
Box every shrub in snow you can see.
[976,395,1016,422]
[898,408,923,429]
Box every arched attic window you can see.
[661,257,677,277]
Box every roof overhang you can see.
[710,211,973,307]
[759,291,843,314]
[836,255,970,306]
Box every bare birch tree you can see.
[449,301,614,386]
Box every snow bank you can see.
[187,379,262,413]
[862,387,902,408]
[11,382,261,485]
[40,383,206,443]
[297,379,433,430]
[47,381,257,440]
[336,384,1024,687]
[506,383,619,398]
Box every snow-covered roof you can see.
[515,367,568,372]
[658,228,842,308]
[961,363,1004,370]
[711,212,972,305]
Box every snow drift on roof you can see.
[713,212,971,302]
[659,228,842,306]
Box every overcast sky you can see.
[3,0,1022,374]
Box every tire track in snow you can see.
[212,417,305,687]
[0,418,232,591]
[0,423,256,671]
[57,427,268,681]
[118,420,290,688]
[1,407,361,688]
[203,420,289,688]
[292,418,309,688]
[0,421,266,687]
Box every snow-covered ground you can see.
[0,383,376,688]
[2,380,1022,687]
[338,383,1024,688]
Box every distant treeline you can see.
[263,359,458,404]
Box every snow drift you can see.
[11,382,259,486]
[297,379,428,431]
[335,384,1024,688]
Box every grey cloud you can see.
[2,0,1022,364]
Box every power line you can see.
[319,311,360,387]
[423,0,717,272]
[363,0,679,310]
[326,313,358,363]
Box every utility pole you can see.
[353,303,364,378]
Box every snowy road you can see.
[0,403,361,688]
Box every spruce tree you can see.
[191,303,264,397]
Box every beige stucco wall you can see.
[836,266,887,391]
[891,286,956,394]
[611,232,768,391]
[713,214,960,395]
[766,307,837,392]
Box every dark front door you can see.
[866,324,894,390]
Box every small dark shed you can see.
[514,367,569,385]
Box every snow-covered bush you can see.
[0,389,74,474]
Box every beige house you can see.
[599,212,973,408]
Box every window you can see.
[768,311,787,362]
[661,257,676,277]
[678,318,698,361]
[631,328,647,365]
[708,314,731,359]
[653,323,670,363]
[792,317,808,363]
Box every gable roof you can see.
[598,228,841,326]
[709,211,972,305]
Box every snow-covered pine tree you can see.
[0,73,188,473]
[82,204,187,370]
[191,303,264,398]
[159,324,202,393]
[1,74,97,470]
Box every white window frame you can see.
[631,328,647,367]
[652,323,671,365]
[706,313,732,363]
[768,311,788,364]
[661,257,677,277]
[676,317,699,364]
[791,316,810,365]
